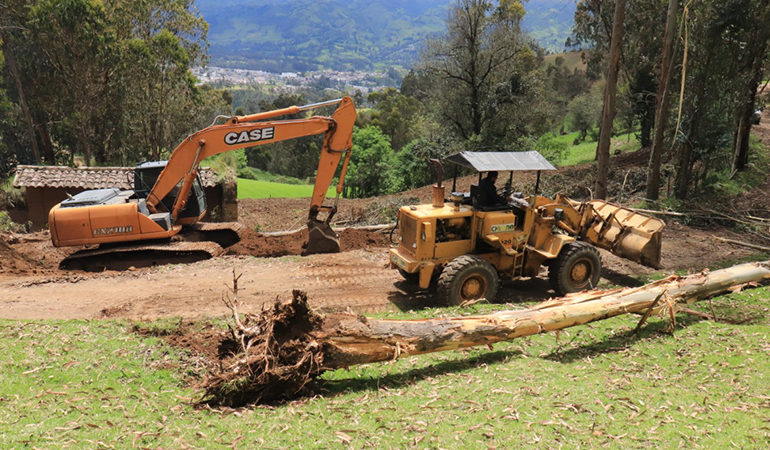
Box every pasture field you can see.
[556,131,641,166]
[237,177,336,199]
[1,285,768,447]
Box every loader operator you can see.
[479,171,507,207]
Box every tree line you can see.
[2,0,769,204]
[573,0,770,200]
[344,0,770,201]
[0,0,229,176]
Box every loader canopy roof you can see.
[444,151,556,172]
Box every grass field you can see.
[237,177,336,199]
[1,283,768,447]
[555,131,642,166]
[543,51,587,72]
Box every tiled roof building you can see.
[9,165,233,229]
[13,165,218,189]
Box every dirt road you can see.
[0,249,403,320]
[1,219,761,320]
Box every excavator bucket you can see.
[303,219,341,255]
[582,200,665,268]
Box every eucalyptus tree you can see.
[419,0,545,148]
[108,0,210,163]
[572,0,670,150]
[0,0,212,168]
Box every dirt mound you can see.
[338,228,393,250]
[227,229,305,257]
[226,227,392,257]
[0,235,44,274]
[134,321,232,364]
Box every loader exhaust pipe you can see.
[430,158,445,208]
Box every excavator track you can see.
[60,240,225,271]
[60,222,245,272]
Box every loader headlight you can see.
[421,232,426,241]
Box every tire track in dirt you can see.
[0,250,403,320]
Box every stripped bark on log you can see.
[203,261,770,406]
[260,223,394,237]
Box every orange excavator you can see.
[48,97,356,270]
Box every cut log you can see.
[203,261,770,406]
[712,236,770,252]
[260,223,394,237]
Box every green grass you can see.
[237,177,336,199]
[700,136,770,198]
[555,131,642,167]
[237,166,308,184]
[543,51,587,72]
[1,284,769,447]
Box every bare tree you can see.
[646,0,679,201]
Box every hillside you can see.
[520,0,576,52]
[195,0,575,72]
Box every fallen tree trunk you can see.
[260,223,394,237]
[712,236,770,252]
[203,261,770,406]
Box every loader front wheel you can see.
[437,255,499,306]
[549,242,601,296]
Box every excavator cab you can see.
[133,161,206,223]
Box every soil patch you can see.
[133,321,234,375]
[226,229,304,257]
[0,235,45,274]
[225,228,392,257]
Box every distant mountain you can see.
[195,0,575,72]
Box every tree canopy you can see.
[0,0,216,171]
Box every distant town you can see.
[192,66,399,93]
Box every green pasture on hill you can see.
[1,277,768,447]
[555,131,642,167]
[237,177,336,199]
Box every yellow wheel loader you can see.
[389,151,665,305]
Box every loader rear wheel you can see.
[549,242,601,296]
[437,255,499,306]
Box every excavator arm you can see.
[147,97,355,219]
[146,96,356,253]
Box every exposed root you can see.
[202,289,326,407]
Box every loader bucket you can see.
[303,219,341,255]
[583,200,665,268]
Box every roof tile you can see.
[13,165,218,189]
